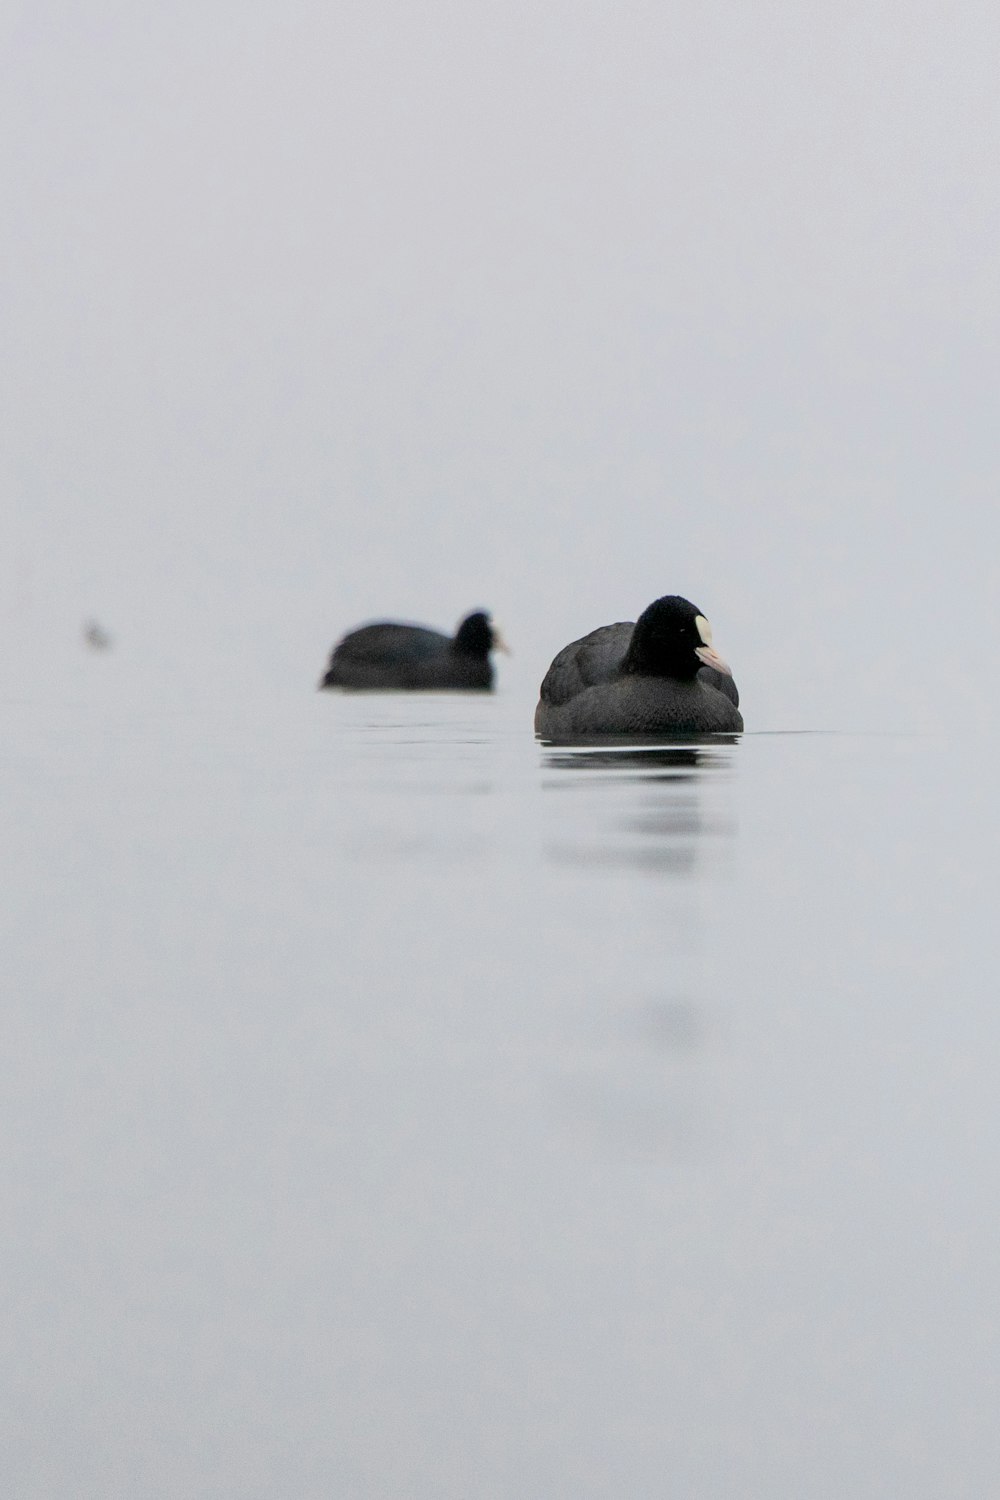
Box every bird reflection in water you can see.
[541,738,738,877]
[541,741,738,1157]
[541,736,738,779]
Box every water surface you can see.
[2,686,997,1498]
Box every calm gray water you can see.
[3,681,998,1498]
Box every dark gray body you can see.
[535,621,743,738]
[321,622,494,692]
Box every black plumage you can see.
[320,610,503,691]
[535,595,742,738]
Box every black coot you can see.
[320,610,505,691]
[535,595,742,738]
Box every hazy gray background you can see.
[2,0,998,723]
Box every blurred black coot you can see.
[83,619,112,651]
[535,595,743,738]
[320,610,506,691]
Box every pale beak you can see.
[492,628,511,656]
[695,643,733,676]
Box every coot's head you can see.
[622,595,733,680]
[454,611,509,659]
